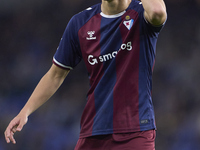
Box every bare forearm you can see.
[19,75,60,116]
[4,64,69,144]
[141,0,167,25]
[19,64,69,117]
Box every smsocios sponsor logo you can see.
[88,41,132,65]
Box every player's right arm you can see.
[4,64,70,144]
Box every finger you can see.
[7,121,19,133]
[5,135,10,143]
[16,121,25,132]
[4,121,19,143]
[4,127,11,143]
[4,130,13,144]
[12,127,17,133]
[9,132,16,144]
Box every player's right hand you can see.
[4,114,28,144]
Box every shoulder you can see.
[128,0,144,12]
[71,3,101,25]
[64,3,101,34]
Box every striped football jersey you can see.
[53,0,165,138]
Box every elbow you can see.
[148,7,167,26]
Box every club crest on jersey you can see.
[123,19,134,30]
[86,31,96,40]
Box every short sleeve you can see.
[143,13,167,33]
[135,1,166,35]
[53,16,82,70]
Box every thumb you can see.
[16,120,26,132]
[16,114,28,132]
[16,124,23,132]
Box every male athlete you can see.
[5,0,167,149]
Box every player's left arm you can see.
[141,0,167,26]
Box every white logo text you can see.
[88,42,132,65]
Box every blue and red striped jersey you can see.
[53,0,165,138]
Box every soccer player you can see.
[5,0,167,149]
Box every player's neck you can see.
[101,0,132,15]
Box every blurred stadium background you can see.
[0,0,200,149]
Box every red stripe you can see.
[113,10,140,132]
[78,14,103,137]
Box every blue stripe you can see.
[93,67,116,134]
[138,13,157,129]
[92,17,122,135]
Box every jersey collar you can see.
[100,10,126,18]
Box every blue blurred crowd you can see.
[0,0,200,150]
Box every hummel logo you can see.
[86,31,96,40]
